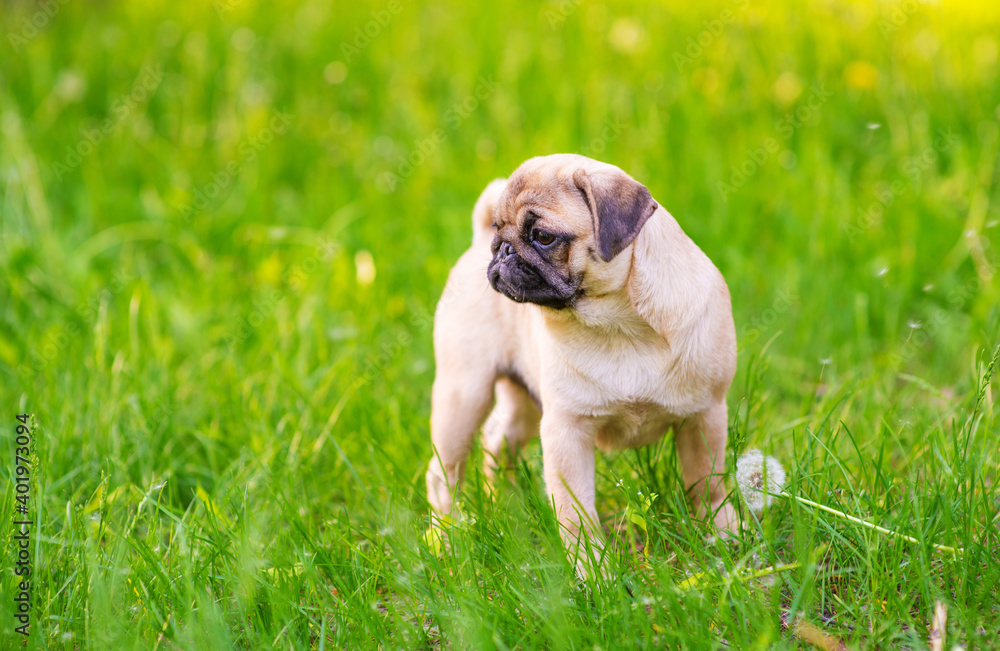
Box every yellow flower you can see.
[258,252,283,285]
[845,61,879,90]
[608,18,646,55]
[355,250,376,286]
[773,71,803,107]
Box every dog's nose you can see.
[500,242,514,259]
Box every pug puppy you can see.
[426,154,737,564]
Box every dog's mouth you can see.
[487,246,578,309]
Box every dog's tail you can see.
[471,178,506,245]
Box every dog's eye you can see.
[533,230,555,246]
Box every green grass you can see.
[2,0,999,648]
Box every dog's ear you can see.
[573,168,658,262]
[471,178,507,245]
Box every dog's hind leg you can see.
[676,400,735,532]
[482,376,541,494]
[426,368,495,518]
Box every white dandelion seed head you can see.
[735,449,787,512]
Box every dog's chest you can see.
[590,402,676,450]
[541,326,710,420]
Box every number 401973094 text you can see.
[13,413,34,641]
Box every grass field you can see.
[2,0,1000,648]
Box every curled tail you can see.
[471,178,507,245]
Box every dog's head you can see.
[487,154,658,309]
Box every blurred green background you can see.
[1,0,999,648]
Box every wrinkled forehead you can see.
[497,159,578,224]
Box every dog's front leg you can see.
[539,411,603,573]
